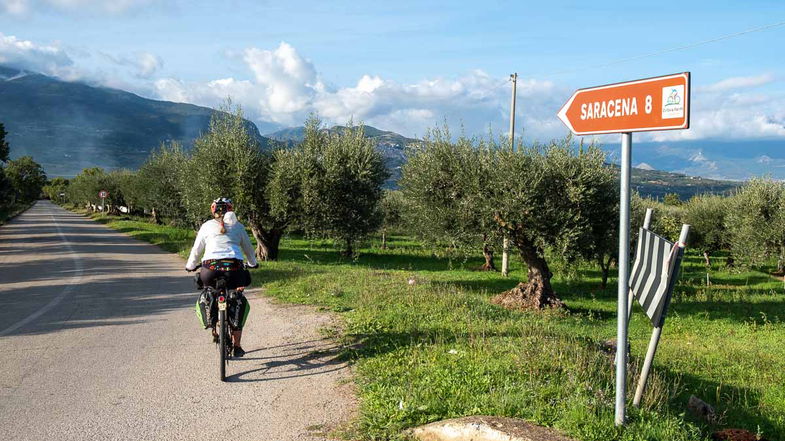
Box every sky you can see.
[1,0,785,178]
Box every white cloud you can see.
[699,73,775,93]
[1,0,164,15]
[101,51,162,79]
[2,35,784,146]
[0,32,76,77]
[689,151,709,162]
[687,150,718,172]
[150,42,567,139]
[647,74,785,143]
[147,44,785,144]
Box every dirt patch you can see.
[491,282,564,311]
[712,428,768,441]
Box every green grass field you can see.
[87,213,784,441]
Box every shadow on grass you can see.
[341,320,782,440]
[277,246,470,272]
[646,365,783,440]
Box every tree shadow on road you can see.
[225,338,349,383]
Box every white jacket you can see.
[185,212,258,270]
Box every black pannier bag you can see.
[227,290,250,330]
[241,268,252,287]
[195,288,216,329]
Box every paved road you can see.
[0,201,355,441]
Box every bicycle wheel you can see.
[218,309,226,381]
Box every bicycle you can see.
[190,264,248,382]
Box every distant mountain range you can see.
[602,139,785,181]
[0,65,275,177]
[0,64,751,198]
[625,165,739,200]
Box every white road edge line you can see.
[0,206,85,337]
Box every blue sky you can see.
[1,0,785,178]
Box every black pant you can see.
[199,267,247,290]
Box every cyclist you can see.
[186,197,258,357]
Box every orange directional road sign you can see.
[557,72,690,135]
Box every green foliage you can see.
[0,166,14,206]
[43,177,69,204]
[684,194,729,259]
[663,192,683,206]
[176,102,298,260]
[288,116,389,254]
[0,122,9,163]
[65,167,130,213]
[379,190,405,233]
[5,155,47,203]
[400,126,496,253]
[489,140,617,279]
[401,131,616,293]
[135,142,188,223]
[726,178,785,270]
[178,103,270,229]
[66,167,106,210]
[266,146,305,228]
[317,124,389,254]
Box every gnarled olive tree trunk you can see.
[250,224,283,261]
[599,254,613,289]
[492,236,563,310]
[480,234,496,271]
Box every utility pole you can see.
[501,73,517,277]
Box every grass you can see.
[0,201,35,225]
[82,210,784,441]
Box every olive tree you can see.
[487,140,616,308]
[67,167,106,210]
[683,194,729,266]
[400,127,499,270]
[265,147,306,258]
[5,156,47,203]
[726,179,785,271]
[311,123,388,256]
[135,142,188,224]
[0,123,10,163]
[178,104,305,261]
[43,177,69,204]
[379,190,405,249]
[0,167,14,206]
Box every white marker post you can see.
[557,73,690,425]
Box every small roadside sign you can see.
[557,72,690,135]
[99,190,109,199]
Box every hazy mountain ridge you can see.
[267,125,418,187]
[0,65,276,177]
[624,166,740,200]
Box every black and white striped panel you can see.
[629,228,673,326]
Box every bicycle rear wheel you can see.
[218,309,226,381]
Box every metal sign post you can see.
[615,132,632,425]
[99,190,109,215]
[557,73,691,426]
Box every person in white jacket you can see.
[186,197,258,357]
